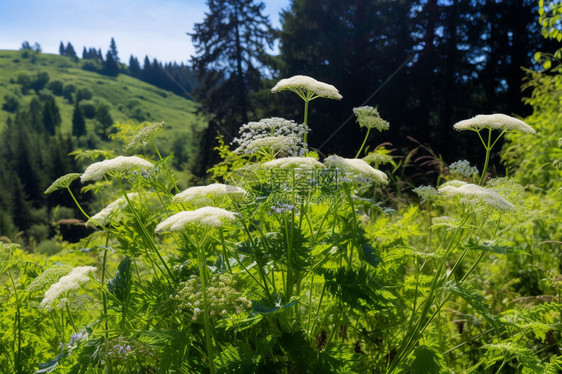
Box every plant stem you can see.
[478,128,492,185]
[66,186,91,221]
[355,127,371,158]
[197,239,216,374]
[8,271,21,374]
[303,99,309,144]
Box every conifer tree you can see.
[109,37,120,63]
[190,0,274,173]
[42,96,61,135]
[103,51,119,76]
[65,42,78,61]
[59,41,66,56]
[72,101,86,137]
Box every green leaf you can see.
[361,242,381,267]
[466,239,527,255]
[443,281,503,330]
[534,52,542,62]
[252,299,298,314]
[107,256,132,302]
[400,346,447,374]
[34,354,63,374]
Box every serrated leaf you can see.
[443,281,503,330]
[34,354,63,374]
[400,346,447,374]
[252,299,298,314]
[107,256,132,302]
[466,239,527,255]
[361,242,381,267]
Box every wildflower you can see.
[271,75,342,100]
[44,173,82,194]
[233,117,309,156]
[26,264,72,293]
[324,155,388,185]
[438,182,514,211]
[263,157,325,169]
[173,184,247,206]
[363,152,393,167]
[353,106,390,131]
[155,207,237,233]
[412,185,438,203]
[88,193,139,227]
[80,156,154,182]
[449,160,479,178]
[453,114,535,134]
[40,266,97,311]
[126,121,165,151]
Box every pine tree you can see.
[109,37,120,63]
[42,96,61,135]
[28,96,43,133]
[82,46,88,59]
[59,41,66,56]
[72,101,86,137]
[103,51,119,76]
[190,0,274,173]
[66,42,78,61]
[95,103,114,140]
[129,55,141,77]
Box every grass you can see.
[0,50,205,157]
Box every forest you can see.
[0,0,560,373]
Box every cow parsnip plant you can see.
[0,74,560,374]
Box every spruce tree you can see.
[59,41,66,56]
[103,51,119,76]
[190,0,274,173]
[42,96,61,135]
[72,101,86,137]
[109,37,120,62]
[66,42,78,61]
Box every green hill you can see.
[0,49,204,163]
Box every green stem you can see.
[8,271,21,374]
[355,127,371,158]
[101,238,109,340]
[66,186,91,221]
[197,239,216,374]
[303,99,309,144]
[478,129,492,185]
[65,302,78,333]
[218,228,231,273]
[151,138,180,194]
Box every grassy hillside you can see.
[0,49,204,165]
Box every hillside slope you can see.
[0,49,204,161]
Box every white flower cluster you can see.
[40,266,97,311]
[233,117,309,157]
[453,114,535,134]
[26,264,72,292]
[88,193,139,227]
[363,152,393,167]
[263,157,324,169]
[173,183,247,206]
[126,121,166,151]
[353,106,390,131]
[271,75,342,100]
[81,156,154,182]
[412,185,439,203]
[438,181,514,211]
[324,155,388,185]
[44,173,82,195]
[449,160,479,178]
[175,273,252,321]
[155,207,237,233]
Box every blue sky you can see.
[0,0,290,63]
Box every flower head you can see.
[155,207,237,233]
[81,156,154,182]
[271,75,342,100]
[438,181,514,211]
[263,157,324,169]
[45,173,82,194]
[40,266,97,311]
[233,117,309,156]
[173,184,247,206]
[453,114,535,134]
[126,121,166,151]
[412,185,439,203]
[27,264,72,293]
[324,155,388,184]
[88,193,139,227]
[448,160,479,178]
[363,152,393,167]
[353,106,390,131]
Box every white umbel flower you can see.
[453,114,535,134]
[438,182,514,211]
[271,75,342,100]
[353,106,390,131]
[40,266,97,311]
[155,207,237,233]
[449,160,479,178]
[324,155,388,184]
[81,156,154,182]
[173,184,247,205]
[263,157,324,169]
[88,193,139,227]
[233,117,309,157]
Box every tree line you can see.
[189,0,557,176]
